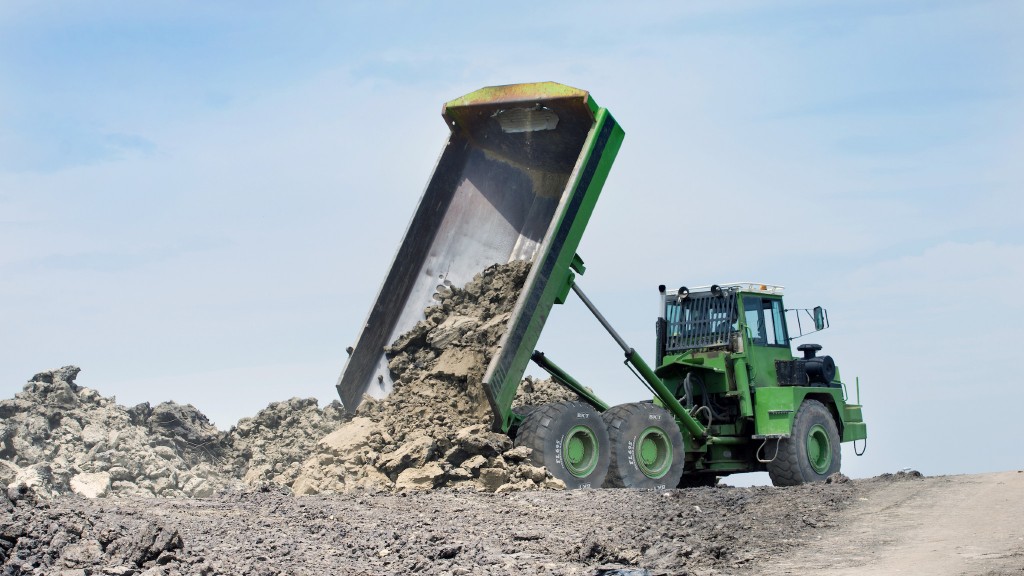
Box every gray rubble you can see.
[225,397,349,487]
[0,366,235,500]
[0,261,581,499]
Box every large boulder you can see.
[395,462,445,491]
[70,472,111,498]
[317,417,375,460]
[378,433,436,476]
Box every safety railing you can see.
[665,294,736,352]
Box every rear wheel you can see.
[515,401,609,489]
[602,403,685,489]
[768,399,841,486]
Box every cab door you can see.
[740,296,793,386]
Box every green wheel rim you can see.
[806,424,832,474]
[636,427,672,479]
[563,425,599,478]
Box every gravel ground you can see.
[1,477,859,576]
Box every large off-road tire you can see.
[515,401,609,489]
[602,403,685,489]
[767,399,841,486]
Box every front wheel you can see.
[602,402,685,489]
[768,399,841,486]
[515,401,610,489]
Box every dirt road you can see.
[765,471,1024,576]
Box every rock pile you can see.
[287,260,580,494]
[0,366,237,499]
[0,367,357,499]
[0,261,582,498]
[226,397,348,486]
[876,469,924,481]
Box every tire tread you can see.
[602,402,685,489]
[767,399,841,486]
[515,401,609,488]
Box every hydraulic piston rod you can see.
[530,350,610,412]
[569,281,708,440]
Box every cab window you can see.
[743,297,789,347]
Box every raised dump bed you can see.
[336,82,623,431]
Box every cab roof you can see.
[666,283,785,297]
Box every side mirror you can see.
[813,306,826,331]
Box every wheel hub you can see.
[636,427,672,479]
[563,425,599,478]
[806,424,832,474]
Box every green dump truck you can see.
[336,82,867,489]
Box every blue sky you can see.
[1,1,1021,483]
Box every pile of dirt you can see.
[0,366,237,499]
[0,261,580,498]
[287,260,581,494]
[874,469,924,481]
[0,366,353,500]
[514,374,582,409]
[225,397,349,487]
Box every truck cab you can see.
[654,283,866,484]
